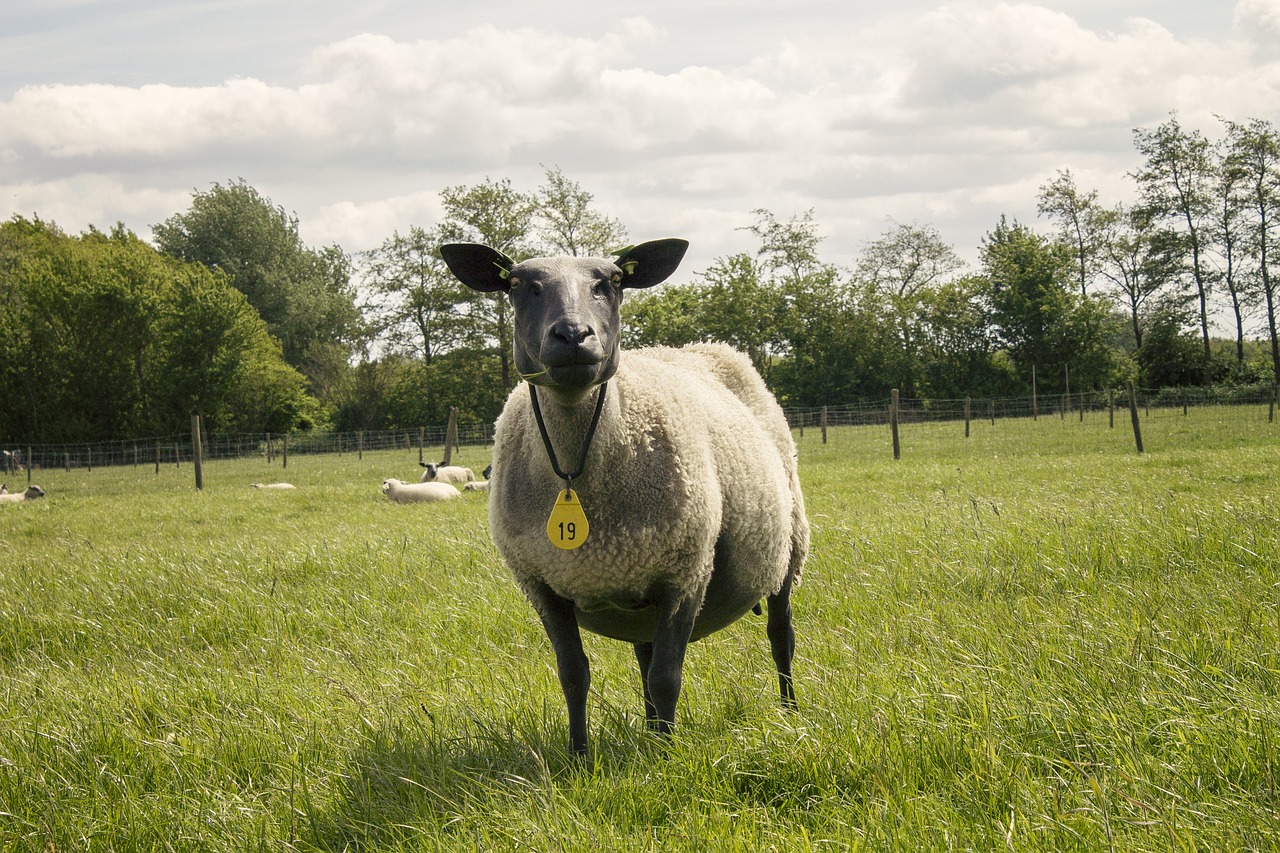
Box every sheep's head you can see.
[440,239,688,395]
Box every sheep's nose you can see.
[552,319,594,346]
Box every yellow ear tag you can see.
[547,489,589,550]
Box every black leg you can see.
[644,588,703,736]
[529,583,591,757]
[766,573,797,709]
[633,641,657,726]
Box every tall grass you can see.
[2,411,1278,851]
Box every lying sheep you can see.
[419,462,475,485]
[250,482,296,490]
[464,464,494,492]
[0,484,46,504]
[441,239,809,757]
[382,477,461,504]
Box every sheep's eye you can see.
[594,278,616,298]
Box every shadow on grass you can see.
[300,706,663,849]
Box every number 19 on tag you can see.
[546,489,590,550]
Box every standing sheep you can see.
[440,239,809,757]
[0,485,45,504]
[419,462,476,485]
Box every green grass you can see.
[2,410,1279,851]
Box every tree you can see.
[153,179,363,388]
[982,217,1116,392]
[1222,117,1280,383]
[150,264,309,433]
[0,216,312,440]
[1131,114,1217,381]
[1037,169,1110,297]
[1099,204,1185,351]
[854,221,966,397]
[362,225,468,363]
[438,177,537,392]
[535,167,628,257]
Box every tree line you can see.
[1,114,1277,443]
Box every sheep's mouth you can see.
[545,361,606,389]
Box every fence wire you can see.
[3,384,1276,473]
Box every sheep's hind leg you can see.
[633,642,658,726]
[529,583,592,757]
[645,588,703,737]
[766,573,797,709]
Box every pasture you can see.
[2,409,1278,851]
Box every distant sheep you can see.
[464,464,494,492]
[0,484,45,504]
[419,462,475,485]
[250,482,296,490]
[382,477,461,504]
[441,239,809,757]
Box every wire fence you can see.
[3,383,1277,475]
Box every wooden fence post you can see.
[155,441,160,475]
[1032,366,1038,421]
[282,434,288,469]
[1127,380,1144,454]
[443,407,459,464]
[418,426,425,465]
[989,399,995,426]
[964,397,971,438]
[1109,390,1115,428]
[820,406,828,445]
[890,389,901,460]
[192,414,204,490]
[358,431,364,461]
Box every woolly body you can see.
[0,485,45,504]
[489,342,805,644]
[250,482,296,490]
[420,464,475,485]
[382,478,461,503]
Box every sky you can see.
[3,0,1279,281]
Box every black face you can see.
[507,257,625,394]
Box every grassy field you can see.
[2,407,1278,851]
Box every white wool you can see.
[382,477,461,504]
[489,342,807,621]
[0,484,45,504]
[421,465,476,485]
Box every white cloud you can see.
[1235,0,1280,39]
[1,3,1278,273]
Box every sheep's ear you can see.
[613,239,689,289]
[440,243,516,293]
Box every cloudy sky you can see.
[3,0,1279,279]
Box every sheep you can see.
[419,462,476,485]
[0,484,6,494]
[440,238,809,757]
[382,477,461,504]
[250,482,296,490]
[464,464,494,492]
[0,484,46,504]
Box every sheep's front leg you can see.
[529,583,591,757]
[766,572,798,709]
[644,588,704,736]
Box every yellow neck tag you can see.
[547,489,589,550]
